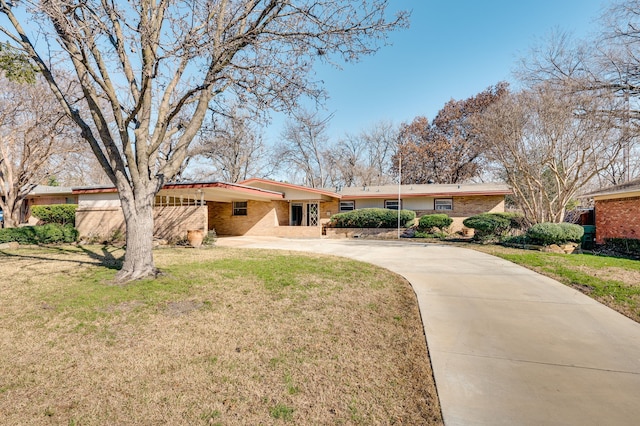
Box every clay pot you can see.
[186,229,204,248]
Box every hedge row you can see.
[602,238,640,257]
[329,208,416,228]
[31,204,77,225]
[0,223,79,244]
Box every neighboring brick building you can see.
[585,179,640,244]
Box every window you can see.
[435,198,453,211]
[384,200,400,210]
[233,201,248,216]
[154,195,204,206]
[340,201,355,212]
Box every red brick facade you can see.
[595,196,640,243]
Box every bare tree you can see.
[276,108,332,188]
[0,0,407,281]
[0,75,79,227]
[476,84,624,224]
[360,120,398,186]
[517,6,640,184]
[192,107,273,182]
[328,120,397,187]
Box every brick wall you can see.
[208,200,287,236]
[76,207,124,239]
[595,197,640,243]
[76,205,207,241]
[321,199,340,224]
[153,206,207,240]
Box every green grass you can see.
[269,403,294,421]
[32,248,384,324]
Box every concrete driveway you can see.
[217,237,640,425]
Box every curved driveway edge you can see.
[217,237,640,425]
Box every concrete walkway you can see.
[216,237,640,425]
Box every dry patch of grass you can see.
[465,243,640,322]
[0,245,442,425]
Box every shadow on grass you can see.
[0,244,124,270]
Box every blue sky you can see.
[265,0,608,143]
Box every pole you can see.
[397,153,402,239]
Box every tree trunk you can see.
[0,190,24,228]
[115,191,158,282]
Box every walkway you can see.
[217,237,640,425]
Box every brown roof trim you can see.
[72,187,118,194]
[240,178,342,199]
[161,181,284,198]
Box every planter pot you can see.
[186,229,204,248]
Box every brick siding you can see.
[76,205,207,241]
[595,196,640,243]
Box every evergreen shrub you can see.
[30,204,77,225]
[0,223,78,244]
[602,238,640,257]
[418,214,453,232]
[329,208,416,228]
[526,222,584,246]
[463,212,525,240]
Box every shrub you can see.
[0,223,78,245]
[61,225,80,243]
[418,214,453,232]
[329,208,416,228]
[500,234,530,245]
[463,213,509,239]
[414,230,447,239]
[492,212,527,231]
[558,223,584,243]
[0,227,37,244]
[526,222,584,246]
[30,204,77,225]
[463,212,525,240]
[202,229,217,246]
[602,238,640,257]
[526,223,563,246]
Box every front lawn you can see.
[0,245,442,425]
[469,244,640,322]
